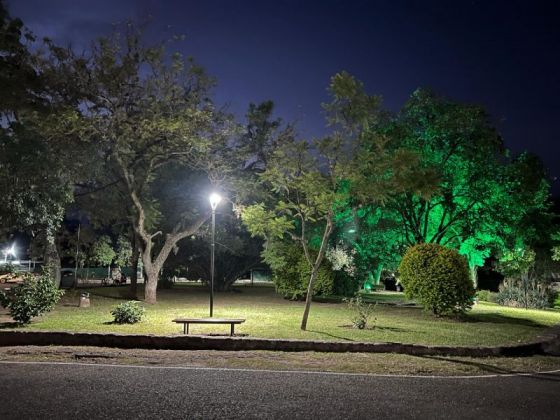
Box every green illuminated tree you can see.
[382,90,551,285]
[243,72,434,330]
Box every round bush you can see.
[0,270,64,325]
[111,301,145,324]
[399,243,474,316]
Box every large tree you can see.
[380,89,551,285]
[40,25,235,303]
[0,2,86,285]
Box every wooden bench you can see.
[172,318,245,336]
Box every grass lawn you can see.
[4,284,560,347]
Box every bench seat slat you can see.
[172,318,245,324]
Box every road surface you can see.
[1,361,559,419]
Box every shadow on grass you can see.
[464,312,546,328]
[375,325,411,333]
[0,321,20,329]
[307,329,355,342]
[418,355,560,382]
[338,324,410,333]
[88,290,139,301]
[419,355,515,374]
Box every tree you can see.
[382,89,551,285]
[334,204,405,287]
[243,72,434,330]
[39,25,236,303]
[89,235,116,278]
[0,2,83,286]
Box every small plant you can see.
[111,301,145,324]
[496,278,552,309]
[476,290,498,303]
[345,295,377,329]
[0,269,64,325]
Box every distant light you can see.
[209,193,222,210]
[347,228,356,234]
[3,244,16,264]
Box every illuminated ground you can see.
[2,285,559,347]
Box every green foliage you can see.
[553,246,560,262]
[475,290,498,303]
[89,235,116,267]
[344,295,377,329]
[265,242,334,300]
[0,262,15,275]
[399,243,474,316]
[498,248,536,278]
[241,204,293,240]
[0,269,63,324]
[375,89,552,283]
[37,23,237,303]
[114,235,132,268]
[496,279,552,309]
[332,270,361,297]
[111,301,145,324]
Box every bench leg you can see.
[186,323,189,335]
[230,324,234,336]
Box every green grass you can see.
[359,290,416,305]
[5,284,560,347]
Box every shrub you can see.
[399,243,474,316]
[345,294,377,329]
[476,290,498,303]
[496,278,552,309]
[0,269,64,325]
[333,270,361,297]
[270,244,334,300]
[111,301,145,324]
[0,263,16,275]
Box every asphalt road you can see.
[1,361,560,419]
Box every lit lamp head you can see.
[209,193,222,211]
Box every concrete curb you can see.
[1,330,559,357]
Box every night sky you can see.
[9,0,560,194]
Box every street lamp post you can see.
[209,192,222,317]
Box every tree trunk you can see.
[142,240,175,304]
[129,247,139,299]
[470,264,478,289]
[373,263,383,286]
[300,265,320,331]
[44,237,61,288]
[144,267,159,304]
[300,214,333,331]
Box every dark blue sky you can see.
[9,0,560,192]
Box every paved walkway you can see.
[2,361,560,419]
